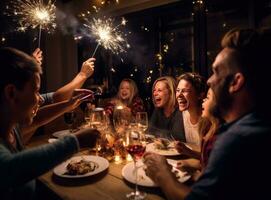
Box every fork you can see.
[166,134,178,145]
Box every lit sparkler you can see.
[83,16,130,57]
[6,0,56,47]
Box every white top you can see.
[183,110,201,147]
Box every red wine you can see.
[126,144,146,159]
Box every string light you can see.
[74,35,82,41]
[110,67,116,72]
[163,44,169,53]
[146,76,152,83]
[156,53,163,61]
[100,0,120,6]
[141,25,150,32]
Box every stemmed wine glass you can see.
[89,108,107,154]
[113,106,132,137]
[124,127,147,200]
[64,111,76,132]
[113,106,132,161]
[135,112,148,134]
[89,108,107,130]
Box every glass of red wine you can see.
[124,127,147,200]
[64,111,76,132]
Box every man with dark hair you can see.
[0,47,99,200]
[143,28,271,200]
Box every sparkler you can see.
[6,0,56,47]
[83,16,130,57]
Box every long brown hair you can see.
[117,78,139,106]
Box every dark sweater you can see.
[0,128,79,200]
[149,108,185,141]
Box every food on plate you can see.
[154,138,171,150]
[145,134,155,143]
[64,159,99,175]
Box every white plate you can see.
[122,159,190,187]
[53,155,109,178]
[52,129,71,138]
[146,142,180,156]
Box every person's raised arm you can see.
[52,58,95,102]
[21,89,93,144]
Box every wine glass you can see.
[64,111,76,132]
[84,108,91,127]
[113,106,132,161]
[136,112,148,134]
[124,127,147,200]
[113,106,132,137]
[89,108,108,154]
[89,108,107,130]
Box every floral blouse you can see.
[104,96,145,118]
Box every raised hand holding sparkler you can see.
[6,0,56,48]
[32,48,43,65]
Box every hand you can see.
[175,141,194,156]
[32,48,43,65]
[74,128,100,148]
[176,159,202,181]
[68,89,94,110]
[80,58,95,78]
[143,152,174,185]
[176,159,199,172]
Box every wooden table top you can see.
[28,133,166,200]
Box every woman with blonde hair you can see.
[105,78,145,117]
[149,76,185,140]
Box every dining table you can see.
[27,129,194,200]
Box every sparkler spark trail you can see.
[84,16,130,57]
[6,0,56,47]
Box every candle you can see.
[126,154,133,162]
[114,154,122,164]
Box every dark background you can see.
[1,0,271,114]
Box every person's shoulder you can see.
[229,112,271,137]
[150,108,161,120]
[173,108,182,115]
[214,112,271,152]
[168,108,182,120]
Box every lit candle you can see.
[114,154,122,164]
[126,154,133,162]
